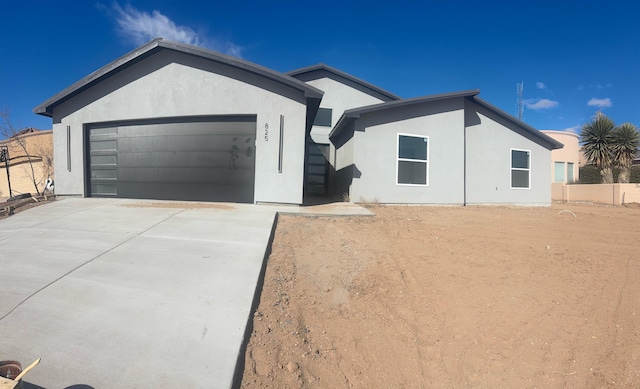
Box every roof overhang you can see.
[329,90,564,151]
[287,63,401,102]
[34,38,324,117]
[469,96,564,150]
[330,90,479,140]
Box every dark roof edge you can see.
[329,89,479,139]
[34,38,323,117]
[287,63,401,101]
[469,97,564,150]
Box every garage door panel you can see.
[118,167,254,184]
[87,117,256,202]
[116,150,253,169]
[91,183,117,197]
[90,168,118,179]
[117,135,216,153]
[117,134,253,153]
[90,154,117,165]
[117,182,253,203]
[120,121,254,137]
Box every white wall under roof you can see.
[345,98,466,204]
[51,49,308,204]
[465,100,552,205]
[303,77,388,145]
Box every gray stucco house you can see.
[35,38,562,205]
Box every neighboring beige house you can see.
[542,130,580,183]
[0,128,53,198]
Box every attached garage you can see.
[34,38,322,205]
[87,116,256,202]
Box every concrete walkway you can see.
[0,198,372,388]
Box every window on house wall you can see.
[313,108,332,127]
[397,134,428,185]
[511,149,530,189]
[567,162,574,183]
[554,162,565,182]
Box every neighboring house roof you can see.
[13,128,40,137]
[540,129,579,139]
[330,89,564,150]
[287,63,401,102]
[34,38,324,117]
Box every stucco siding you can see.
[303,77,387,145]
[348,98,466,204]
[0,130,53,197]
[51,50,308,204]
[465,101,552,205]
[542,130,580,183]
[331,123,355,199]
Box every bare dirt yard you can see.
[242,203,640,388]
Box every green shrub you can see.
[631,166,640,183]
[578,165,602,184]
[579,165,640,183]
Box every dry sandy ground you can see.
[242,203,640,388]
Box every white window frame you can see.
[510,148,531,189]
[396,133,429,186]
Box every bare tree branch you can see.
[0,107,43,195]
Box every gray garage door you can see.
[87,116,256,203]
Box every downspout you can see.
[463,119,467,206]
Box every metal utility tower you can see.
[516,82,524,121]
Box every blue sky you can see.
[1,1,638,134]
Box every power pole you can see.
[516,82,524,121]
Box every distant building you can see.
[541,130,580,183]
[0,128,53,198]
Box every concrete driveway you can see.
[0,198,277,388]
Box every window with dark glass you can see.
[397,134,428,185]
[511,149,530,188]
[313,108,332,127]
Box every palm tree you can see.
[581,112,615,183]
[612,122,640,183]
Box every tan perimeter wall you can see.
[0,130,53,198]
[552,183,640,205]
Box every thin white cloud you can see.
[104,2,243,57]
[585,83,612,89]
[524,98,559,110]
[587,98,612,108]
[536,82,546,89]
[562,124,581,134]
[112,3,200,45]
